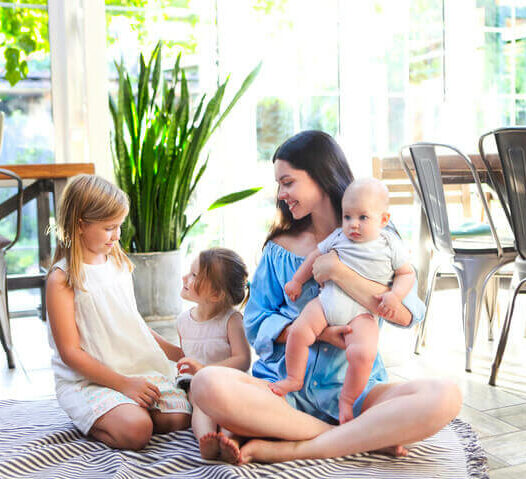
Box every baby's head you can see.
[182,248,249,310]
[341,178,390,243]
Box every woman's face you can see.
[274,159,326,220]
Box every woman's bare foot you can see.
[218,433,241,464]
[199,432,220,460]
[374,445,409,457]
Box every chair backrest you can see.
[480,127,526,259]
[400,144,455,255]
[400,142,503,257]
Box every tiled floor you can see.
[1,288,525,478]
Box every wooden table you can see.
[0,163,95,314]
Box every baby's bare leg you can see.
[339,313,379,424]
[270,298,328,396]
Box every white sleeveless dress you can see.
[48,257,191,435]
[176,308,235,366]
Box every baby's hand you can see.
[376,291,401,320]
[284,280,302,301]
[119,376,161,408]
[177,357,204,375]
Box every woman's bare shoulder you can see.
[272,232,317,257]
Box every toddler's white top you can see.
[176,308,234,366]
[48,256,175,384]
[318,227,409,285]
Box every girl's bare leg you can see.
[192,404,221,460]
[271,298,328,396]
[150,410,191,434]
[240,379,462,463]
[191,367,333,440]
[339,314,379,424]
[89,403,153,450]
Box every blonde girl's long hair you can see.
[50,174,133,290]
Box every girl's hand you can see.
[312,250,341,286]
[119,377,161,408]
[177,357,204,375]
[317,324,352,349]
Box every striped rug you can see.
[0,399,487,479]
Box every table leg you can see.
[37,189,51,270]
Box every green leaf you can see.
[208,187,262,211]
[4,47,20,64]
[18,34,36,54]
[5,68,21,86]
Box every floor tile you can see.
[486,452,509,471]
[481,430,526,466]
[458,405,519,438]
[489,463,526,479]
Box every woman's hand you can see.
[119,376,161,408]
[317,324,352,349]
[312,250,341,286]
[177,357,204,375]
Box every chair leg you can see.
[0,296,15,369]
[484,277,499,341]
[489,278,526,386]
[453,257,503,372]
[414,263,439,354]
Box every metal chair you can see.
[0,113,24,368]
[399,143,517,372]
[479,128,526,385]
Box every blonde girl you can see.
[176,248,251,464]
[46,175,191,450]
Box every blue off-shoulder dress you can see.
[244,240,426,423]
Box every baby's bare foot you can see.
[199,432,220,460]
[374,444,409,457]
[269,378,302,396]
[338,401,355,425]
[218,432,241,464]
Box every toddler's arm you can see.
[285,248,323,301]
[46,269,161,408]
[376,263,416,320]
[150,328,184,362]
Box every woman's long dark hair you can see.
[265,130,354,245]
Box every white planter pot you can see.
[129,250,182,323]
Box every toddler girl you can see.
[46,175,191,450]
[176,248,251,464]
[270,178,416,424]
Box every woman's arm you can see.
[150,328,184,362]
[312,251,413,326]
[46,269,161,407]
[243,245,293,358]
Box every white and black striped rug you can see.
[0,399,487,479]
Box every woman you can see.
[191,130,462,464]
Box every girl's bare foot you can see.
[199,432,220,460]
[374,445,409,457]
[240,438,300,464]
[218,433,241,464]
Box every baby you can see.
[269,178,416,424]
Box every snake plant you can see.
[109,42,261,252]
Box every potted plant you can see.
[109,42,261,322]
